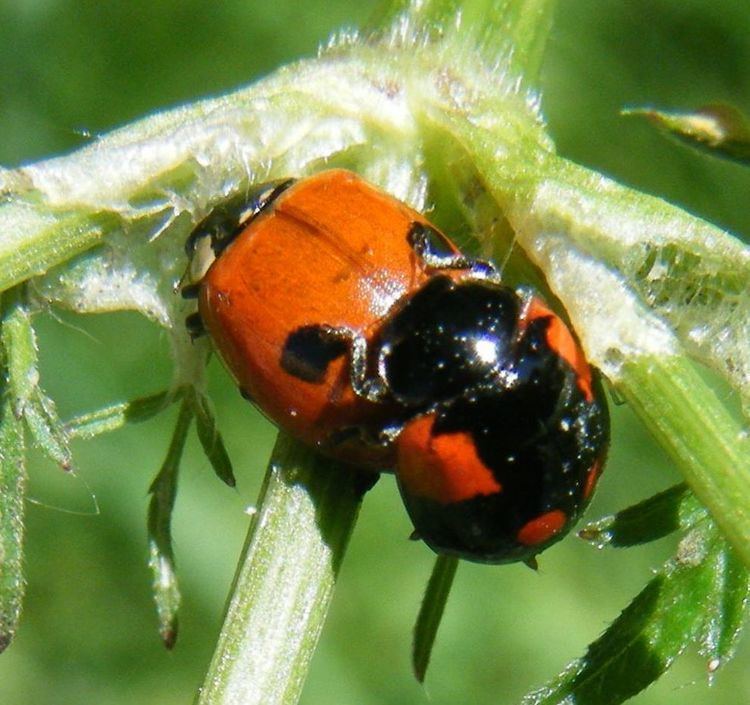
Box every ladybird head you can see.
[182,178,294,295]
[378,276,520,406]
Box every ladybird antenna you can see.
[496,231,518,277]
[175,264,190,294]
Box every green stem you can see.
[620,356,750,567]
[0,383,26,653]
[0,210,116,295]
[197,435,371,705]
[0,288,28,652]
[369,0,557,85]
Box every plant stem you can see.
[620,356,750,567]
[0,359,26,652]
[196,435,371,705]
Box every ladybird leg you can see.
[325,425,385,451]
[185,312,205,340]
[325,420,403,453]
[407,222,501,280]
[349,470,381,496]
[239,387,254,403]
[330,326,389,402]
[181,283,201,300]
[375,423,404,446]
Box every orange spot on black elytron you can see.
[525,299,593,403]
[517,509,567,546]
[583,459,601,500]
[396,413,501,504]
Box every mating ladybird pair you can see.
[183,169,609,564]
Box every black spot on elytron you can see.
[381,276,520,405]
[281,325,348,383]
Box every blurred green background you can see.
[2,1,749,704]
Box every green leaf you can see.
[521,523,750,705]
[197,434,373,705]
[698,541,750,678]
[147,396,193,649]
[579,484,707,548]
[0,378,27,653]
[191,391,236,488]
[624,104,750,166]
[65,389,175,440]
[412,554,458,683]
[1,287,72,470]
[22,389,73,471]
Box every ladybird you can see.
[184,169,609,563]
